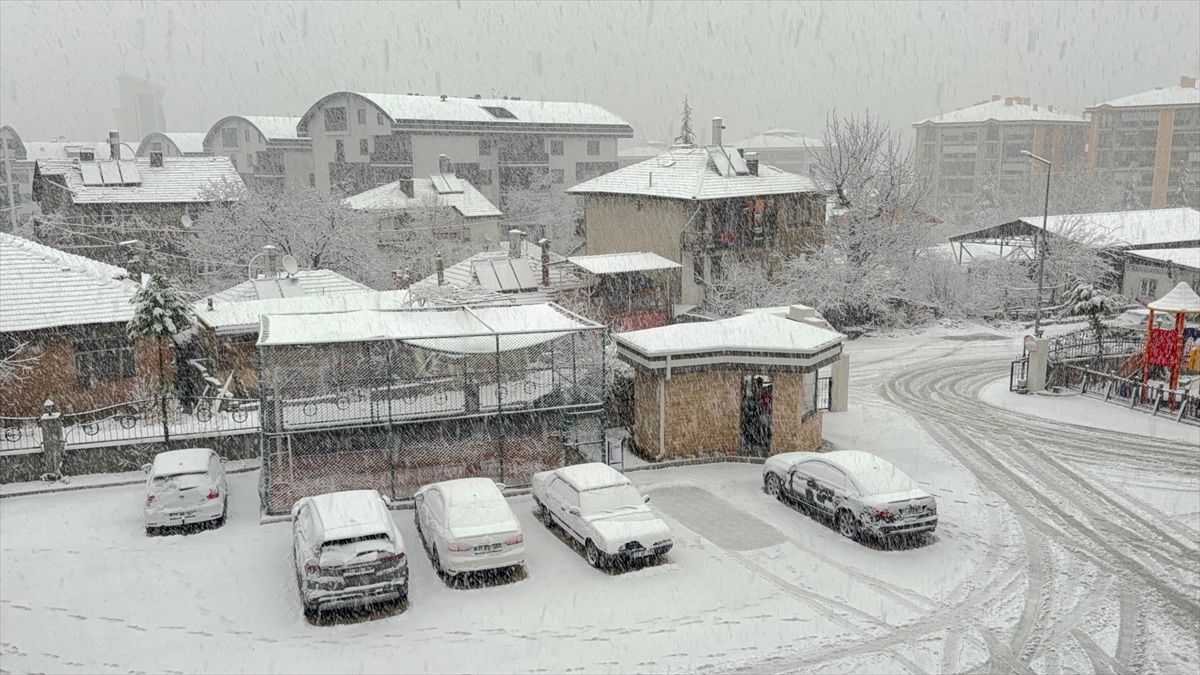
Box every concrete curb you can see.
[0,465,259,499]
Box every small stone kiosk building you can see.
[614,305,847,459]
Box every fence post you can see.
[830,354,850,413]
[1027,338,1050,392]
[39,399,64,479]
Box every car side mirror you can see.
[494,482,507,491]
[381,495,394,507]
[568,507,581,516]
[219,456,228,464]
[413,493,424,503]
[142,463,152,474]
[643,495,651,504]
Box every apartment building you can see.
[1085,76,1200,209]
[1,125,35,232]
[295,92,632,207]
[135,132,207,158]
[733,128,824,179]
[202,116,314,192]
[913,96,1089,209]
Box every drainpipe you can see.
[538,238,551,287]
[436,252,444,286]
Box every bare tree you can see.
[0,340,41,386]
[380,191,482,282]
[499,174,583,254]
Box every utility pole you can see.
[1022,151,1052,337]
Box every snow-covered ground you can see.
[2,320,1197,673]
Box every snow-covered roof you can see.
[208,270,372,304]
[1016,208,1200,249]
[35,156,243,204]
[567,145,822,201]
[409,240,581,306]
[1129,248,1200,271]
[434,477,506,506]
[159,132,207,154]
[151,448,212,477]
[618,145,666,158]
[568,252,682,275]
[1090,83,1200,109]
[557,463,630,492]
[1147,282,1200,314]
[0,232,138,332]
[195,289,412,335]
[307,490,390,541]
[615,311,844,365]
[239,116,303,140]
[24,140,133,161]
[299,93,632,134]
[343,175,503,218]
[819,451,917,496]
[734,129,824,149]
[915,98,1087,125]
[258,303,601,354]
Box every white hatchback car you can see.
[414,477,525,578]
[143,448,227,534]
[291,489,409,618]
[531,463,673,568]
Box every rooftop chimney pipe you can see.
[745,152,759,176]
[712,117,725,146]
[108,131,120,160]
[393,270,411,290]
[1183,76,1197,89]
[538,238,551,287]
[508,229,525,258]
[438,154,452,174]
[149,151,163,168]
[436,253,444,286]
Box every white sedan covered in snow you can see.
[291,489,408,617]
[532,463,673,568]
[763,450,938,542]
[143,448,227,533]
[414,477,525,578]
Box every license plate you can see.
[473,543,502,554]
[171,511,197,520]
[344,567,374,577]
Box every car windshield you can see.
[580,484,644,515]
[151,472,207,491]
[850,463,918,496]
[447,499,513,529]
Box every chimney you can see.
[1033,104,1039,111]
[1183,76,1197,89]
[538,238,551,287]
[393,270,411,290]
[992,94,1001,101]
[438,154,452,174]
[648,171,653,188]
[508,229,525,258]
[261,244,278,278]
[711,117,725,146]
[108,131,120,160]
[207,298,214,311]
[1047,105,1054,112]
[474,94,482,99]
[149,151,163,168]
[745,152,759,176]
[79,148,95,162]
[1005,97,1014,107]
[436,253,444,286]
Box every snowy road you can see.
[2,328,1198,673]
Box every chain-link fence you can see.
[257,304,606,515]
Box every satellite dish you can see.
[281,254,299,276]
[484,229,497,242]
[180,213,193,228]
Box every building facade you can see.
[295,93,632,207]
[1,125,36,232]
[913,96,1089,210]
[136,132,208,158]
[733,128,824,179]
[202,116,314,192]
[1085,76,1200,210]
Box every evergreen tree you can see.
[128,274,194,442]
[675,96,695,146]
[1061,280,1123,364]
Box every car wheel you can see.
[765,473,784,500]
[837,510,861,540]
[145,526,158,537]
[585,540,606,568]
[541,505,555,529]
[430,545,443,575]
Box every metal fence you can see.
[1047,326,1144,365]
[0,416,41,453]
[257,310,607,515]
[1051,363,1200,426]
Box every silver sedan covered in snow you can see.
[763,450,938,541]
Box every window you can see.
[802,370,817,416]
[1120,110,1159,125]
[548,478,579,507]
[551,140,564,156]
[498,134,547,163]
[1140,278,1158,298]
[454,163,492,186]
[151,142,163,152]
[74,338,136,387]
[309,173,316,188]
[551,169,564,184]
[692,255,704,285]
[378,112,388,125]
[357,108,367,125]
[575,161,617,181]
[480,106,517,119]
[479,139,492,156]
[587,140,601,156]
[371,133,412,163]
[221,128,239,148]
[324,107,348,132]
[256,150,284,175]
[499,166,549,191]
[359,138,369,155]
[335,140,345,163]
[245,129,251,143]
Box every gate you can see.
[1010,358,1029,392]
[563,409,606,465]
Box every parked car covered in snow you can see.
[531,463,673,568]
[763,450,938,541]
[414,477,525,578]
[291,489,408,617]
[143,448,227,534]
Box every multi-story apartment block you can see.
[1085,76,1200,209]
[1,125,36,232]
[202,116,314,192]
[913,96,1089,210]
[295,93,632,207]
[135,132,208,158]
[733,128,824,179]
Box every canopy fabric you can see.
[1147,282,1200,314]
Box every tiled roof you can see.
[35,156,243,204]
[207,270,372,304]
[568,252,682,275]
[567,145,822,201]
[618,145,666,158]
[24,141,132,161]
[915,99,1086,125]
[194,289,412,335]
[343,175,503,218]
[734,129,824,149]
[615,311,844,356]
[409,240,581,306]
[0,232,138,332]
[1090,84,1200,109]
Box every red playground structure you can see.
[1141,282,1200,407]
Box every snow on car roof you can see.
[151,448,212,476]
[819,451,917,496]
[436,477,505,506]
[308,490,390,540]
[558,463,630,491]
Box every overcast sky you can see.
[2,1,1197,146]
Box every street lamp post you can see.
[1022,150,1052,337]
